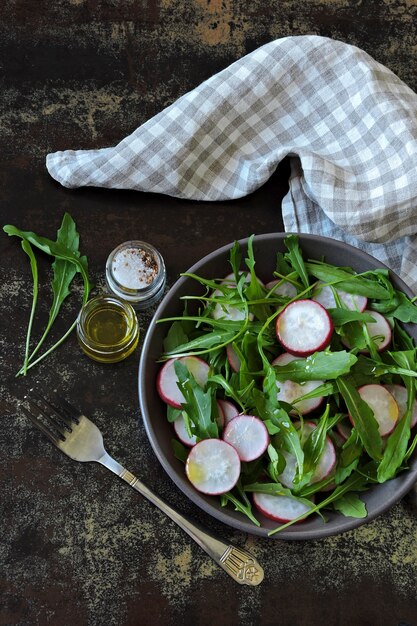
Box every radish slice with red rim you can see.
[226,344,241,372]
[355,384,399,436]
[312,281,367,312]
[217,399,239,426]
[157,356,209,408]
[337,418,352,441]
[211,288,250,322]
[215,400,225,429]
[384,384,417,429]
[265,279,297,299]
[253,492,313,523]
[276,299,333,356]
[174,400,224,446]
[185,439,241,495]
[365,310,391,350]
[304,423,336,484]
[211,272,261,321]
[223,414,269,461]
[272,353,324,415]
[277,423,335,487]
[277,449,297,488]
[174,413,197,447]
[342,310,392,352]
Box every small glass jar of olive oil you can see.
[77,294,139,363]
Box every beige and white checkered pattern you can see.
[46,36,417,291]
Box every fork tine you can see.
[51,394,81,424]
[24,391,69,439]
[29,389,77,430]
[21,403,61,445]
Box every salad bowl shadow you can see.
[138,233,417,540]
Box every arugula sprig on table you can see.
[157,234,417,533]
[3,213,91,375]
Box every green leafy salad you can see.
[156,235,417,534]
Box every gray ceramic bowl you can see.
[138,233,417,540]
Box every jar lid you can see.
[105,240,166,310]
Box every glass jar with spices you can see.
[105,240,166,310]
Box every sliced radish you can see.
[277,424,335,488]
[356,384,399,436]
[272,353,324,415]
[223,414,269,461]
[299,422,336,484]
[272,352,299,366]
[157,356,210,408]
[211,272,261,321]
[312,281,367,312]
[336,418,352,441]
[211,288,247,322]
[174,400,224,446]
[277,449,297,488]
[226,343,241,372]
[276,299,333,356]
[276,380,325,415]
[342,310,392,352]
[384,384,417,429]
[216,400,225,429]
[265,279,297,299]
[253,492,313,522]
[174,413,197,447]
[217,399,239,426]
[364,310,392,350]
[221,272,264,287]
[185,439,240,495]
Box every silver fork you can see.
[21,391,264,586]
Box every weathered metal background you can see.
[1,2,417,625]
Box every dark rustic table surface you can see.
[2,2,417,625]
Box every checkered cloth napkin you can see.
[46,36,417,291]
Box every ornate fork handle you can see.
[98,451,264,586]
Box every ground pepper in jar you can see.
[105,240,166,310]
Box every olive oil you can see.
[77,295,139,363]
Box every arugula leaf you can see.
[4,214,91,375]
[333,492,367,518]
[174,360,218,439]
[229,240,242,285]
[303,404,329,474]
[373,290,417,323]
[354,353,417,379]
[329,309,376,326]
[284,234,310,289]
[305,262,391,299]
[377,351,416,482]
[165,329,236,356]
[244,236,271,321]
[273,350,357,381]
[23,214,79,368]
[220,485,260,526]
[20,240,39,376]
[336,377,382,461]
[163,321,189,353]
[167,405,183,424]
[266,443,285,482]
[268,470,370,535]
[253,370,305,478]
[172,439,188,463]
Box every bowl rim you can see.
[138,232,417,540]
